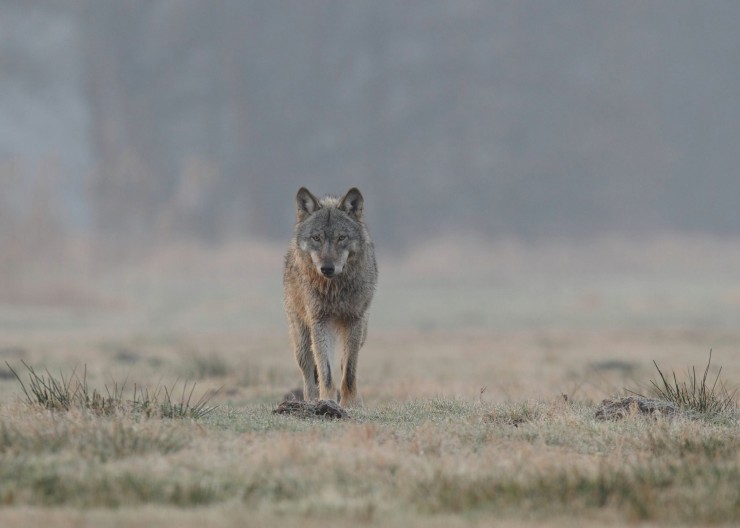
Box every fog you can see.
[3,7,740,518]
[2,1,740,291]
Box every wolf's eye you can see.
[338,235,347,241]
[311,235,321,242]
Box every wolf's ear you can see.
[339,187,364,220]
[296,187,320,220]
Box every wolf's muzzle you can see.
[320,264,335,278]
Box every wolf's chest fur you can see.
[295,257,368,321]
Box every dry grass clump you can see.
[596,352,738,421]
[645,351,738,416]
[5,361,219,419]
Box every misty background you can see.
[2,1,740,302]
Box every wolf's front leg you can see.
[310,321,337,401]
[339,319,365,408]
[289,316,319,400]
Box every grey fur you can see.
[283,187,377,407]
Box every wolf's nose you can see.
[320,265,335,277]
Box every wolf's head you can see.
[294,187,365,279]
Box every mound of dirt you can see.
[273,399,350,420]
[595,396,681,420]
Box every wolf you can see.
[283,187,377,407]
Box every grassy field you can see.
[1,238,739,526]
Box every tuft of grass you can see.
[129,380,221,420]
[5,361,219,419]
[158,381,220,419]
[641,351,738,416]
[6,361,121,414]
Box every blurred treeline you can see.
[2,1,740,264]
